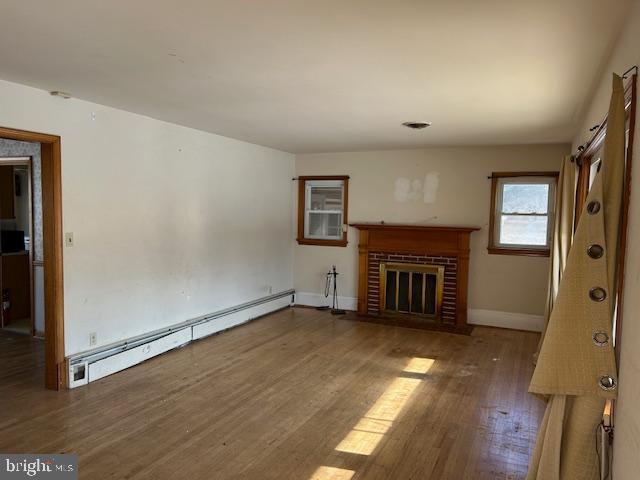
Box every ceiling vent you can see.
[402,121,431,130]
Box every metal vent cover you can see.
[402,121,432,130]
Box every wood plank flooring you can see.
[0,307,545,480]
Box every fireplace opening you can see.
[380,262,444,318]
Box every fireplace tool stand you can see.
[317,265,346,315]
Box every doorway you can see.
[0,157,39,338]
[0,127,64,390]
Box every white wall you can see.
[572,1,640,477]
[294,144,569,329]
[0,79,295,356]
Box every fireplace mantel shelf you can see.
[350,223,480,233]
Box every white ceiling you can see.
[0,0,631,153]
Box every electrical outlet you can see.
[64,232,74,247]
[89,332,97,346]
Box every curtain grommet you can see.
[599,375,617,391]
[593,331,610,346]
[589,287,607,302]
[587,200,601,215]
[587,244,604,259]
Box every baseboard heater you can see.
[67,289,295,388]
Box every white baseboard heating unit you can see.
[67,289,295,388]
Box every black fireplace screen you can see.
[380,263,444,318]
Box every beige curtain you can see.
[527,74,626,480]
[547,156,577,308]
[535,155,577,361]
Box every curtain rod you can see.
[292,176,351,181]
[623,65,638,79]
[571,65,638,162]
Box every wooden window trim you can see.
[574,78,635,227]
[296,175,349,247]
[487,171,559,257]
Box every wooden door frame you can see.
[0,126,65,390]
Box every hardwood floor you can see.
[0,307,544,480]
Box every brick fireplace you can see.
[350,223,479,331]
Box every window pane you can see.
[502,184,549,214]
[302,179,346,242]
[309,186,343,211]
[589,159,601,191]
[307,212,342,238]
[500,215,548,246]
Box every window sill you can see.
[297,238,348,247]
[487,246,550,257]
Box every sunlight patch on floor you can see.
[310,466,355,480]
[335,429,385,456]
[334,357,434,456]
[403,357,435,374]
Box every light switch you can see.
[65,232,74,247]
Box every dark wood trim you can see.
[489,171,560,179]
[487,171,559,256]
[488,172,499,253]
[296,238,348,247]
[296,175,349,247]
[356,229,369,313]
[349,223,479,233]
[574,79,636,229]
[615,73,637,366]
[487,247,550,257]
[0,126,65,390]
[28,157,36,337]
[455,233,472,327]
[575,80,635,162]
[297,175,351,181]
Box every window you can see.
[297,176,349,246]
[488,172,558,256]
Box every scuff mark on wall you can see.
[394,173,440,204]
[423,172,439,203]
[394,177,417,202]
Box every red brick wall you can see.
[367,252,458,325]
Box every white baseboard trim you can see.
[89,329,192,383]
[68,291,294,388]
[468,309,544,332]
[294,295,543,332]
[295,291,358,312]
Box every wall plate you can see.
[68,361,89,388]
